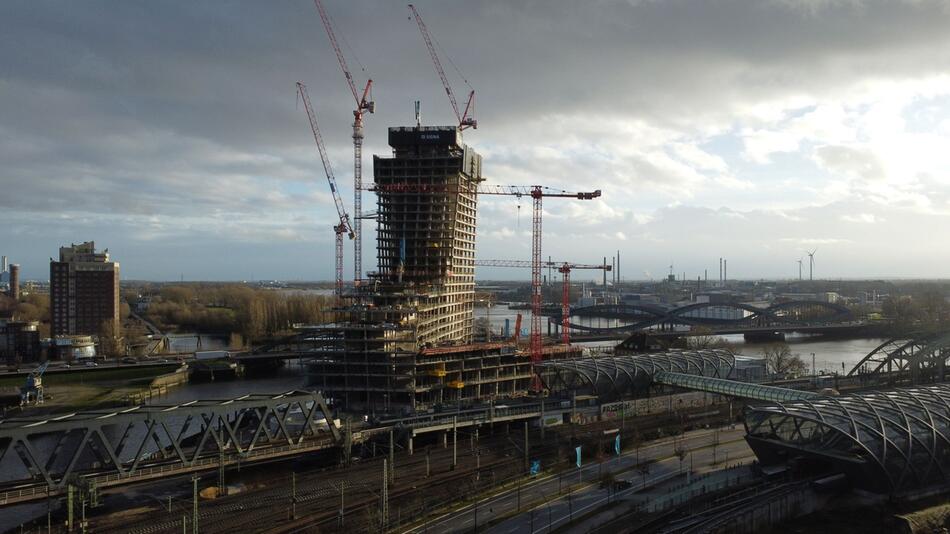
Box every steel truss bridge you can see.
[550,300,859,336]
[848,332,950,384]
[8,333,950,508]
[0,391,341,505]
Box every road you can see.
[404,426,751,534]
[1,359,179,375]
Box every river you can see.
[475,303,884,374]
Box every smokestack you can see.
[9,264,19,301]
[719,258,723,287]
[603,256,607,287]
[612,256,616,284]
[617,250,620,284]
[704,269,707,290]
[724,259,728,286]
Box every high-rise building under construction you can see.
[372,126,480,343]
[305,126,574,412]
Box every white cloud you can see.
[840,213,881,223]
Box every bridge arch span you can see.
[559,300,855,334]
[848,332,950,382]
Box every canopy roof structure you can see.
[745,383,950,493]
[537,348,737,398]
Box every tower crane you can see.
[296,82,355,297]
[312,0,375,285]
[408,4,477,131]
[474,259,611,345]
[374,182,601,389]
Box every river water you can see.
[150,304,883,401]
[474,303,884,374]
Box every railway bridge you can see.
[550,300,862,338]
[7,337,950,507]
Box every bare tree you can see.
[762,343,808,378]
[98,320,121,360]
[686,326,739,352]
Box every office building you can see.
[50,242,120,337]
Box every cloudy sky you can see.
[3,0,950,282]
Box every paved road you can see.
[404,427,751,534]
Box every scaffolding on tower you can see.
[375,182,601,390]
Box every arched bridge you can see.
[552,300,857,335]
[848,332,950,383]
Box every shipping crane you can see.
[474,259,611,345]
[313,0,375,285]
[20,360,49,405]
[373,182,601,389]
[296,82,355,297]
[408,4,477,131]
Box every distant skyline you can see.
[3,1,950,281]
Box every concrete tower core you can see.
[371,126,481,344]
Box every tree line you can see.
[140,284,333,341]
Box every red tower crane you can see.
[374,182,601,389]
[474,259,611,345]
[296,82,355,297]
[408,4,476,131]
[313,0,375,285]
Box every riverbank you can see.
[0,364,181,415]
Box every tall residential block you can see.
[1,256,7,273]
[50,242,120,337]
[8,264,19,301]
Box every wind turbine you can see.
[797,258,803,281]
[806,249,816,281]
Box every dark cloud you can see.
[3,1,950,280]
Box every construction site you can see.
[293,4,603,414]
[302,124,591,412]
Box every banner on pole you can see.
[614,434,621,455]
[575,446,582,468]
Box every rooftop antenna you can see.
[414,100,422,127]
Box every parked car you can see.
[121,357,137,364]
[84,361,99,367]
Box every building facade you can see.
[50,242,120,337]
[8,264,19,301]
[0,320,41,365]
[371,126,480,344]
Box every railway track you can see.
[112,428,548,534]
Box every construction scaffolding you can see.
[307,126,582,412]
[372,126,480,344]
